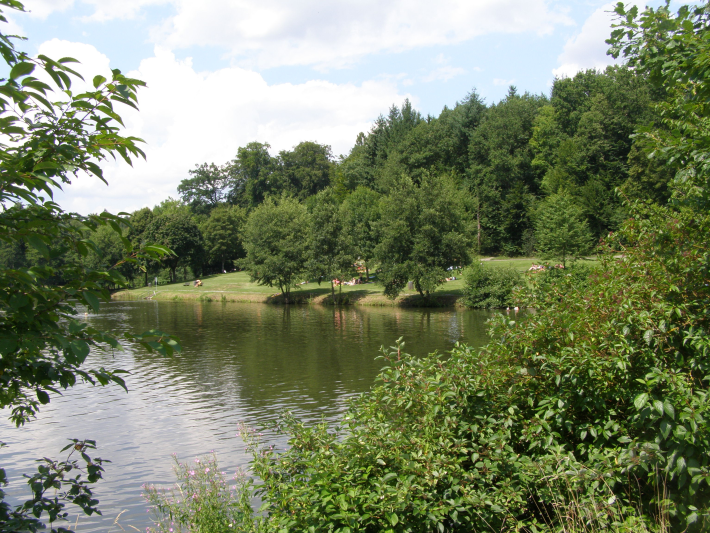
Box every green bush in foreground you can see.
[143,454,256,533]
[462,261,523,308]
[242,193,708,532]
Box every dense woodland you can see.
[0,66,675,299]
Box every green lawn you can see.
[112,257,591,305]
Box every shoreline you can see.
[110,288,466,308]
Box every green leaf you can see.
[388,513,398,526]
[82,291,100,312]
[10,61,35,79]
[27,235,50,258]
[653,400,664,416]
[92,74,106,88]
[633,393,649,410]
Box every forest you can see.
[0,63,676,302]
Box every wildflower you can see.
[188,470,195,476]
[205,467,210,473]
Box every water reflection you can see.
[0,301,496,532]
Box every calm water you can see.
[0,301,498,532]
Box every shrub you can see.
[462,261,523,308]
[519,262,597,307]
[143,454,256,533]
[245,198,709,532]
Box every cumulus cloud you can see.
[155,0,573,69]
[19,0,74,19]
[552,1,646,78]
[36,41,407,215]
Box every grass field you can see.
[111,257,554,306]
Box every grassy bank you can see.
[112,257,544,307]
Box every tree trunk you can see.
[331,280,335,304]
[221,257,225,273]
[365,264,369,281]
[170,266,176,284]
[477,204,481,253]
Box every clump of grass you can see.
[143,453,256,533]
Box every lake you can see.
[0,301,501,532]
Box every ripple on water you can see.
[0,301,495,532]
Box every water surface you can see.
[0,301,497,532]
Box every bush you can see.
[143,454,256,533]
[519,262,597,307]
[462,261,523,308]
[245,198,709,532]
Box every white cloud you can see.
[154,0,573,69]
[18,0,74,19]
[493,78,515,86]
[36,41,407,215]
[423,65,466,83]
[552,1,646,78]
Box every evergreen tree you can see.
[534,193,594,267]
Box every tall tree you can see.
[307,188,355,302]
[229,141,276,207]
[340,186,381,280]
[534,192,594,267]
[177,162,230,215]
[467,88,547,255]
[202,205,247,273]
[146,211,203,283]
[241,197,311,302]
[376,174,472,299]
[277,141,334,201]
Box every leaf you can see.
[92,74,106,88]
[83,291,100,312]
[27,235,49,258]
[388,513,398,526]
[643,329,654,345]
[634,393,649,410]
[653,400,664,416]
[664,400,675,420]
[36,390,50,405]
[10,61,35,79]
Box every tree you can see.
[340,186,381,279]
[177,162,230,215]
[241,197,311,302]
[228,141,276,207]
[0,1,180,529]
[534,192,594,267]
[202,205,247,273]
[467,88,547,255]
[277,141,334,201]
[307,188,355,303]
[375,174,472,299]
[145,210,203,283]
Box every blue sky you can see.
[7,0,653,214]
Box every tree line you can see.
[0,65,673,299]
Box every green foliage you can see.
[467,88,547,255]
[241,196,311,299]
[146,209,203,283]
[462,261,522,308]
[520,262,597,307]
[202,204,247,272]
[0,440,108,533]
[144,454,256,533]
[178,162,231,215]
[534,192,594,267]
[0,2,181,529]
[339,186,381,277]
[247,192,708,531]
[306,188,356,302]
[375,174,472,299]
